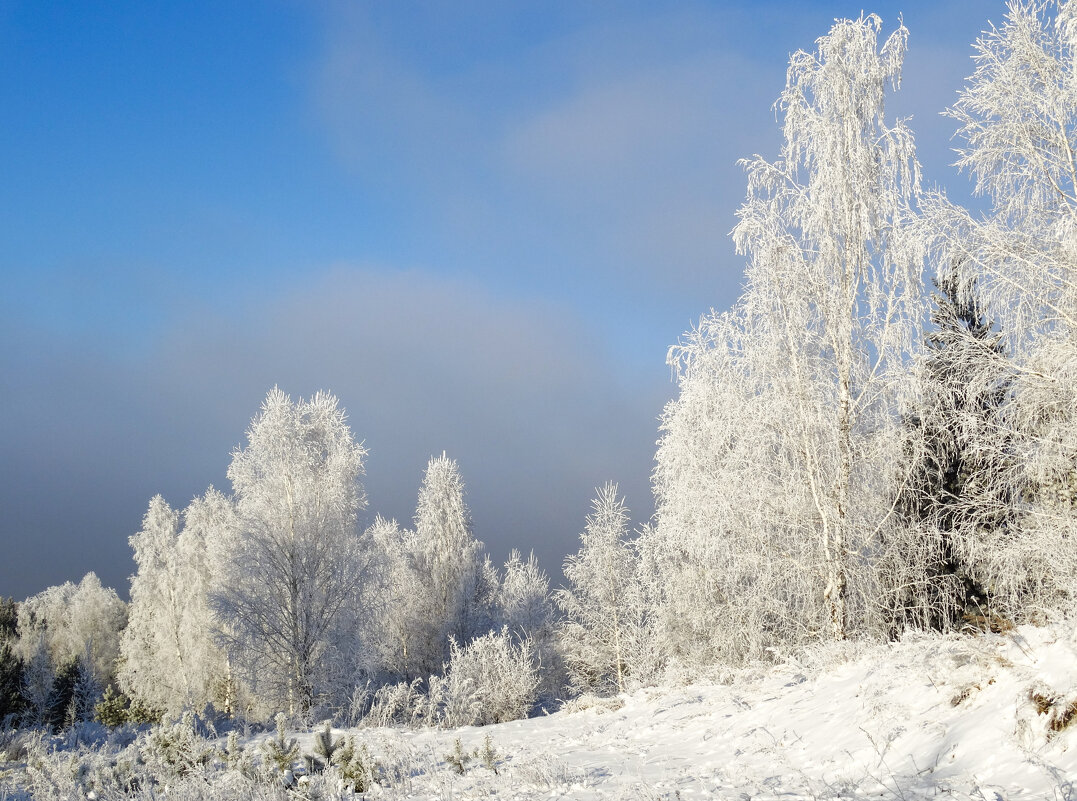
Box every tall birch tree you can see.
[732,14,924,639]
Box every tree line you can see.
[4,0,1077,728]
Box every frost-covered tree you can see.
[19,632,53,728]
[649,308,828,666]
[557,484,649,695]
[214,388,369,712]
[919,0,1077,618]
[927,0,1077,345]
[729,13,924,640]
[122,490,236,717]
[14,574,125,726]
[409,454,485,678]
[17,573,126,696]
[889,275,1013,630]
[120,496,183,712]
[497,550,554,647]
[362,516,425,682]
[496,549,558,697]
[181,488,241,712]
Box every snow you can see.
[286,623,1077,799]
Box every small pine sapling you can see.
[94,685,129,728]
[222,731,249,774]
[478,734,501,775]
[304,721,343,774]
[142,712,215,778]
[333,735,378,793]
[125,695,163,726]
[445,737,471,775]
[261,712,300,774]
[313,721,343,763]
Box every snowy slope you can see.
[303,623,1077,799]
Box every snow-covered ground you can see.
[302,624,1077,799]
[8,624,1077,799]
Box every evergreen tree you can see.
[0,639,24,721]
[47,656,86,731]
[0,598,17,641]
[0,598,22,720]
[890,273,1013,630]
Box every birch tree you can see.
[122,489,238,717]
[557,483,646,695]
[362,515,426,682]
[649,308,826,666]
[732,14,924,639]
[214,388,369,712]
[410,454,484,678]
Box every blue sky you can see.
[1,0,994,599]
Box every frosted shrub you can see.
[363,678,425,727]
[141,711,215,779]
[24,739,153,801]
[431,628,538,727]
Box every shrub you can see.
[364,678,424,727]
[141,711,215,778]
[431,627,539,727]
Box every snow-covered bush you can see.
[141,711,216,779]
[362,678,425,727]
[429,628,538,727]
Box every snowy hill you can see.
[324,624,1077,799]
[9,624,1077,800]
